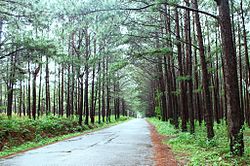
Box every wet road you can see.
[0,119,154,166]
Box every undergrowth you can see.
[0,115,129,157]
[148,118,250,166]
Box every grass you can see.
[0,114,129,158]
[148,118,250,166]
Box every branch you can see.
[0,0,28,7]
[0,48,25,60]
[171,3,218,19]
[120,4,156,11]
[0,11,31,18]
[33,66,40,76]
[125,2,218,19]
[71,2,217,20]
[88,3,218,20]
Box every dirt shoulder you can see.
[148,122,178,166]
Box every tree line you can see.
[0,0,130,126]
[124,0,249,156]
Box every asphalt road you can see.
[0,119,154,166]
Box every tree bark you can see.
[84,28,90,125]
[98,61,101,124]
[192,0,214,139]
[27,59,31,118]
[175,8,187,132]
[240,0,250,125]
[216,0,244,156]
[60,65,64,116]
[32,66,40,120]
[184,0,194,133]
[38,58,42,117]
[90,39,97,124]
[45,55,50,115]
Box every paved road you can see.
[0,119,154,166]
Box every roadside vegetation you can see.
[0,115,129,157]
[148,118,250,166]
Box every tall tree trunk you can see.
[193,0,214,139]
[84,29,90,125]
[192,17,202,125]
[53,65,56,116]
[102,56,106,123]
[116,77,120,119]
[164,6,174,123]
[158,56,167,121]
[19,80,22,117]
[98,61,101,124]
[90,39,96,124]
[221,54,227,121]
[27,59,31,118]
[206,18,218,124]
[38,60,42,117]
[122,98,125,116]
[214,31,220,123]
[79,75,84,126]
[240,0,250,125]
[22,83,26,116]
[106,56,110,123]
[184,0,194,133]
[237,16,244,126]
[7,52,17,117]
[90,64,95,124]
[60,65,64,116]
[84,66,89,125]
[66,64,71,118]
[7,74,14,117]
[0,82,2,114]
[216,0,244,156]
[32,67,40,120]
[175,8,187,132]
[41,85,44,115]
[71,62,75,116]
[0,19,3,114]
[45,55,50,115]
[58,66,61,116]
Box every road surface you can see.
[0,119,155,166]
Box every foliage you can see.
[148,118,250,165]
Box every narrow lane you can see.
[0,119,154,166]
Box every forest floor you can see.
[0,115,129,158]
[148,118,250,166]
[0,119,154,166]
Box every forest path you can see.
[0,119,155,166]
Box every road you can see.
[0,119,155,166]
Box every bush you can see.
[0,115,80,150]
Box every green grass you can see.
[148,118,250,166]
[0,114,129,158]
